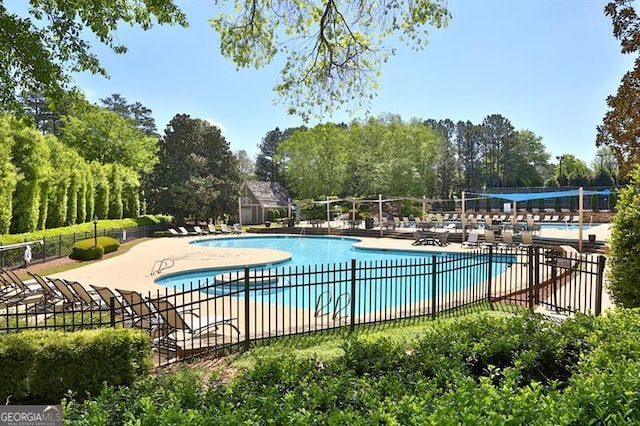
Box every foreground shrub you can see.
[69,236,119,260]
[62,310,640,424]
[608,164,640,307]
[0,329,151,402]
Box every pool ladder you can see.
[314,290,351,320]
[150,258,175,275]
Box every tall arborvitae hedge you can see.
[108,164,124,220]
[92,161,109,220]
[10,124,50,233]
[0,118,19,234]
[65,164,81,226]
[122,169,140,219]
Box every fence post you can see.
[350,259,356,333]
[42,237,46,263]
[243,266,251,351]
[431,255,437,320]
[59,234,62,258]
[534,246,541,304]
[487,245,493,303]
[110,296,116,328]
[551,255,558,314]
[595,255,606,316]
[528,246,535,312]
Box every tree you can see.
[0,116,19,234]
[146,114,241,222]
[479,114,517,188]
[100,94,158,136]
[597,0,640,179]
[504,130,548,187]
[425,119,459,197]
[60,98,158,173]
[8,118,51,233]
[210,1,450,120]
[18,92,64,135]
[0,1,187,112]
[255,127,300,185]
[592,147,617,186]
[277,123,348,199]
[235,150,255,181]
[455,121,482,189]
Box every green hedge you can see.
[62,310,640,423]
[0,328,151,402]
[69,236,119,260]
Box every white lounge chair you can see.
[233,223,244,234]
[178,226,198,236]
[193,226,208,235]
[220,224,232,234]
[462,232,480,248]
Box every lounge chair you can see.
[481,230,497,248]
[571,215,580,223]
[168,228,183,237]
[207,224,220,234]
[220,224,232,234]
[542,215,551,222]
[116,289,164,327]
[178,226,198,236]
[232,223,244,234]
[48,277,85,310]
[550,215,560,222]
[150,299,239,353]
[193,226,208,235]
[27,272,67,311]
[91,285,135,324]
[462,232,480,248]
[498,231,515,249]
[0,269,40,307]
[519,231,534,249]
[65,280,104,309]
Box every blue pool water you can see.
[156,236,511,316]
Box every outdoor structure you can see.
[239,181,291,225]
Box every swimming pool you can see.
[155,236,513,317]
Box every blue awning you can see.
[477,189,611,203]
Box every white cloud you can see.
[204,118,226,133]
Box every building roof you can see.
[245,181,290,207]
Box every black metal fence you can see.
[0,225,159,269]
[0,245,606,365]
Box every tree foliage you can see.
[235,150,256,181]
[0,1,187,111]
[100,93,158,136]
[145,114,241,223]
[0,117,19,234]
[60,98,158,173]
[255,127,301,185]
[210,0,450,120]
[0,114,140,234]
[278,116,441,199]
[597,0,640,179]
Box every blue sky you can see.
[73,0,635,165]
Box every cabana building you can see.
[239,181,291,225]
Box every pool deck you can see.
[47,223,612,297]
